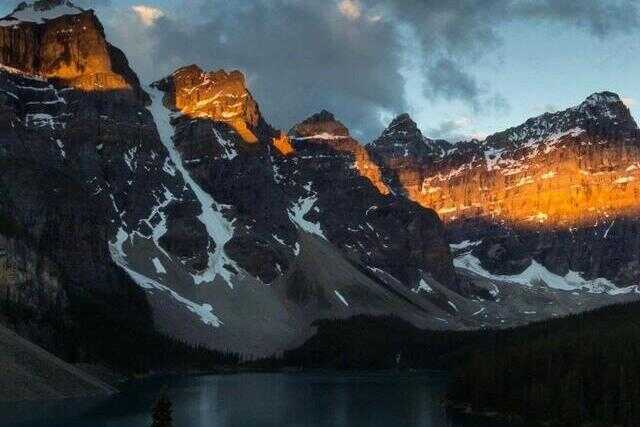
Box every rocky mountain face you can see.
[369,92,640,288]
[0,1,468,359]
[0,1,200,360]
[286,110,454,288]
[155,65,269,143]
[136,63,470,355]
[0,0,148,102]
[289,110,391,195]
[1,1,638,361]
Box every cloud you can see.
[426,116,490,141]
[428,117,467,139]
[514,0,639,38]
[132,5,165,26]
[368,0,639,109]
[94,0,639,142]
[141,0,405,141]
[426,59,481,108]
[338,0,362,21]
[622,96,636,108]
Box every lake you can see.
[0,371,511,427]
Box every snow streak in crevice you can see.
[148,87,240,287]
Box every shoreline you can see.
[445,400,526,425]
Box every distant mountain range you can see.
[0,0,638,361]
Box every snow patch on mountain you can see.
[149,87,240,287]
[0,64,45,81]
[291,133,350,141]
[55,139,65,158]
[449,240,482,251]
[614,176,635,184]
[367,266,403,285]
[109,228,222,327]
[288,182,326,239]
[152,257,166,274]
[454,252,639,295]
[132,185,176,260]
[334,290,349,307]
[0,1,83,27]
[212,127,238,160]
[412,278,433,294]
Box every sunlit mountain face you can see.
[369,92,640,286]
[153,65,267,143]
[0,0,147,101]
[371,92,640,228]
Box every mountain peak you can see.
[302,110,337,124]
[379,113,421,139]
[1,1,83,26]
[576,91,635,128]
[152,65,263,143]
[389,113,417,128]
[483,90,637,147]
[369,113,453,162]
[170,64,247,87]
[372,113,424,146]
[28,0,76,10]
[290,110,350,139]
[0,0,149,103]
[582,91,622,106]
[289,110,390,194]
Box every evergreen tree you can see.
[151,390,173,427]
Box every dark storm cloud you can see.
[427,118,470,141]
[426,59,481,108]
[368,0,639,118]
[514,0,639,37]
[102,0,638,142]
[143,0,405,140]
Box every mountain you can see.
[0,0,638,367]
[0,0,172,365]
[0,1,467,360]
[0,323,116,401]
[140,64,470,355]
[369,92,640,291]
[0,0,148,102]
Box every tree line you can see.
[448,301,640,426]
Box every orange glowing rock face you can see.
[0,8,143,98]
[159,65,262,143]
[272,132,294,155]
[404,135,640,229]
[352,147,391,196]
[370,96,640,230]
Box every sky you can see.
[3,0,639,142]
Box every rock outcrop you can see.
[0,1,207,362]
[0,0,148,103]
[290,110,390,195]
[153,64,270,143]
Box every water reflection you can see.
[0,372,511,427]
